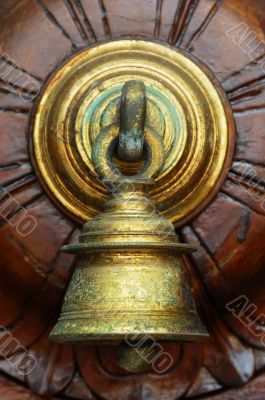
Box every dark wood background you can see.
[1,0,265,399]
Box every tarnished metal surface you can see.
[118,80,146,162]
[50,81,208,371]
[32,40,234,226]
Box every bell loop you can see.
[92,80,166,186]
[118,80,146,162]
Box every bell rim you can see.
[49,331,209,344]
[49,310,209,344]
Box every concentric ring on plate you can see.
[31,39,235,226]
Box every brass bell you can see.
[49,80,208,372]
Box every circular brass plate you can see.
[32,40,234,226]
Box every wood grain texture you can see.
[0,374,63,400]
[0,0,265,399]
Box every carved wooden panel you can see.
[0,0,265,399]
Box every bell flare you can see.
[50,182,209,346]
[49,249,208,344]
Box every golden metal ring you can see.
[32,40,234,225]
[92,124,165,182]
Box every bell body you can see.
[50,182,208,343]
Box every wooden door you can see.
[0,1,265,399]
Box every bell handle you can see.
[118,80,146,162]
[92,81,165,184]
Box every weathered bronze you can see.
[49,80,208,372]
[118,80,146,162]
[32,40,234,227]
